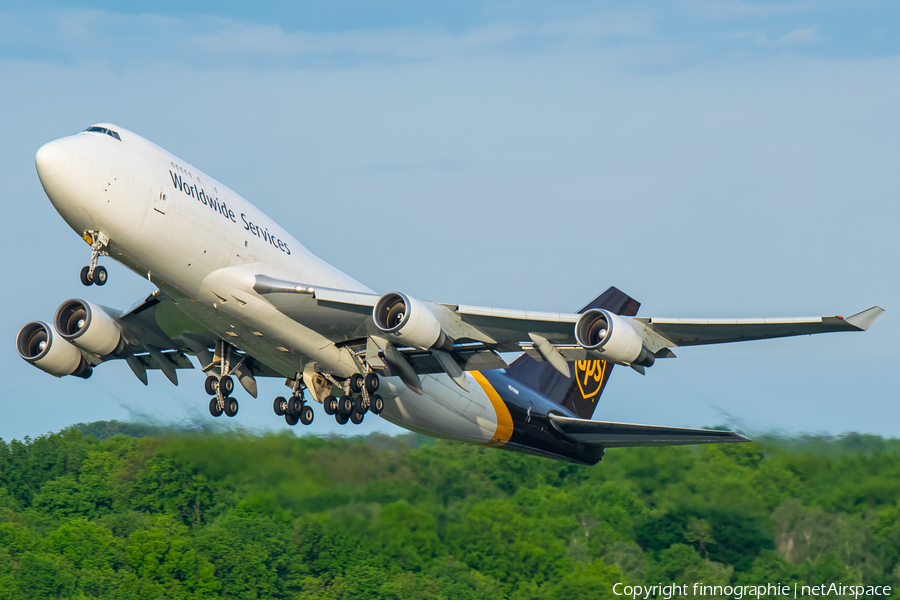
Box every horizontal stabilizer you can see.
[549,414,749,447]
[844,306,884,331]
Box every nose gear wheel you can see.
[80,231,110,286]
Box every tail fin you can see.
[505,286,640,420]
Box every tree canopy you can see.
[0,422,897,599]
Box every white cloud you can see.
[751,26,820,48]
[683,0,817,21]
[0,4,866,72]
[189,22,527,62]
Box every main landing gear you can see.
[321,372,383,426]
[80,230,109,286]
[206,341,241,418]
[274,370,383,427]
[207,374,239,418]
[273,374,314,427]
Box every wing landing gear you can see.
[204,342,242,418]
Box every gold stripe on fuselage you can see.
[470,370,514,445]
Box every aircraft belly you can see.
[378,373,502,444]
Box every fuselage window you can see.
[84,126,121,141]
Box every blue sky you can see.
[0,1,896,441]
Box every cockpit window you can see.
[84,126,121,141]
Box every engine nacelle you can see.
[574,309,655,367]
[373,292,450,350]
[54,299,122,357]
[16,321,92,378]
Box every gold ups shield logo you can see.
[575,360,607,401]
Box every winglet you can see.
[844,306,884,331]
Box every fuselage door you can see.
[152,180,168,216]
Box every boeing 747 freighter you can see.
[17,124,883,464]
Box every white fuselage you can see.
[35,125,511,445]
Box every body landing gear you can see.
[270,370,384,427]
[275,375,315,427]
[331,372,383,425]
[80,231,109,286]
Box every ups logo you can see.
[575,360,607,401]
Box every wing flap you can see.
[133,350,194,370]
[549,414,749,447]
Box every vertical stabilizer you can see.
[505,287,640,419]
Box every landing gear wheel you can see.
[335,413,349,425]
[285,413,299,426]
[299,405,314,425]
[220,375,234,395]
[224,397,239,417]
[289,396,304,416]
[93,265,108,286]
[338,395,353,417]
[353,396,368,415]
[370,394,384,415]
[204,375,218,396]
[349,373,364,394]
[350,410,365,425]
[364,373,380,394]
[80,266,93,286]
[273,396,287,416]
[209,397,223,417]
[323,395,337,415]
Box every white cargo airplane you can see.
[18,124,883,464]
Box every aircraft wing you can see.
[549,414,749,447]
[36,291,281,389]
[630,306,884,350]
[252,275,882,388]
[252,275,580,347]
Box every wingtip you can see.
[844,306,885,331]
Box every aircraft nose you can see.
[35,140,66,179]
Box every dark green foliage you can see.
[0,422,897,599]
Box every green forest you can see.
[0,421,898,600]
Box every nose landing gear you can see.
[80,231,110,286]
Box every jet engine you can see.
[16,321,93,378]
[574,309,655,367]
[373,292,452,351]
[54,299,123,357]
